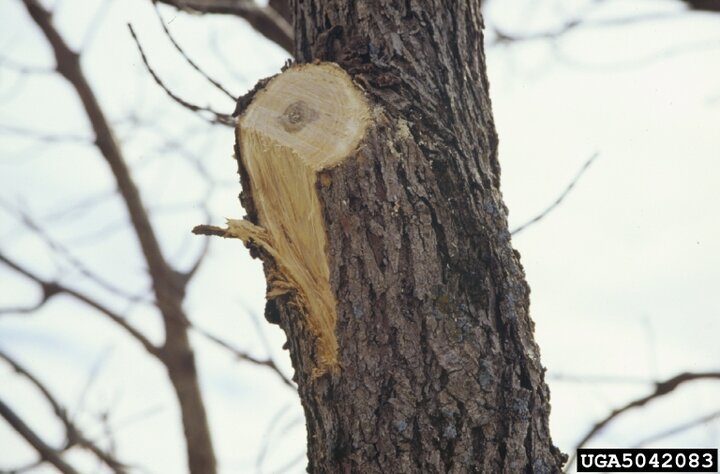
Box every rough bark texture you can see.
[236,0,566,472]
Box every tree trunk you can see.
[233,1,566,472]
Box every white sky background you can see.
[0,0,718,472]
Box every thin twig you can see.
[0,123,91,144]
[0,199,145,303]
[97,410,119,466]
[0,252,159,356]
[246,307,275,359]
[42,189,118,223]
[0,55,53,74]
[0,350,129,473]
[1,458,46,473]
[490,9,683,45]
[107,404,166,435]
[127,24,234,126]
[563,371,720,472]
[72,347,114,420]
[511,153,599,236]
[154,0,293,53]
[634,409,720,447]
[21,2,217,471]
[192,224,227,237]
[0,398,80,474]
[80,0,117,51]
[0,301,47,316]
[266,451,306,474]
[19,0,179,309]
[256,404,292,471]
[182,205,212,283]
[192,324,295,388]
[152,2,236,100]
[552,37,720,71]
[209,31,249,83]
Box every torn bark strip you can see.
[232,63,370,375]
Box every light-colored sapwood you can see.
[230,63,370,373]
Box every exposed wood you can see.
[231,63,370,374]
[230,0,566,472]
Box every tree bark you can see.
[233,1,566,472]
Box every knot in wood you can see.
[278,100,319,133]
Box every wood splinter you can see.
[230,63,370,375]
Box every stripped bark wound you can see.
[231,56,563,472]
[231,63,370,374]
[222,0,566,470]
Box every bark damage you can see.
[231,63,370,375]
[227,0,566,472]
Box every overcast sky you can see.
[1,0,719,472]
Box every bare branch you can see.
[0,398,80,474]
[0,123,91,144]
[255,404,292,470]
[269,0,291,24]
[552,37,720,71]
[490,9,683,46]
[564,371,720,472]
[181,206,212,283]
[154,0,293,53]
[0,55,53,75]
[192,224,227,237]
[634,409,720,447]
[127,24,234,126]
[191,324,295,388]
[79,0,116,52]
[511,153,599,236]
[0,350,129,473]
[1,458,47,473]
[19,1,219,471]
[0,199,145,303]
[246,307,274,358]
[72,347,113,419]
[682,0,720,13]
[208,31,249,83]
[96,410,120,466]
[0,252,159,356]
[42,189,117,223]
[0,301,47,316]
[266,452,306,474]
[19,0,182,304]
[256,403,304,474]
[152,3,236,100]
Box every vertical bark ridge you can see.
[234,0,566,472]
